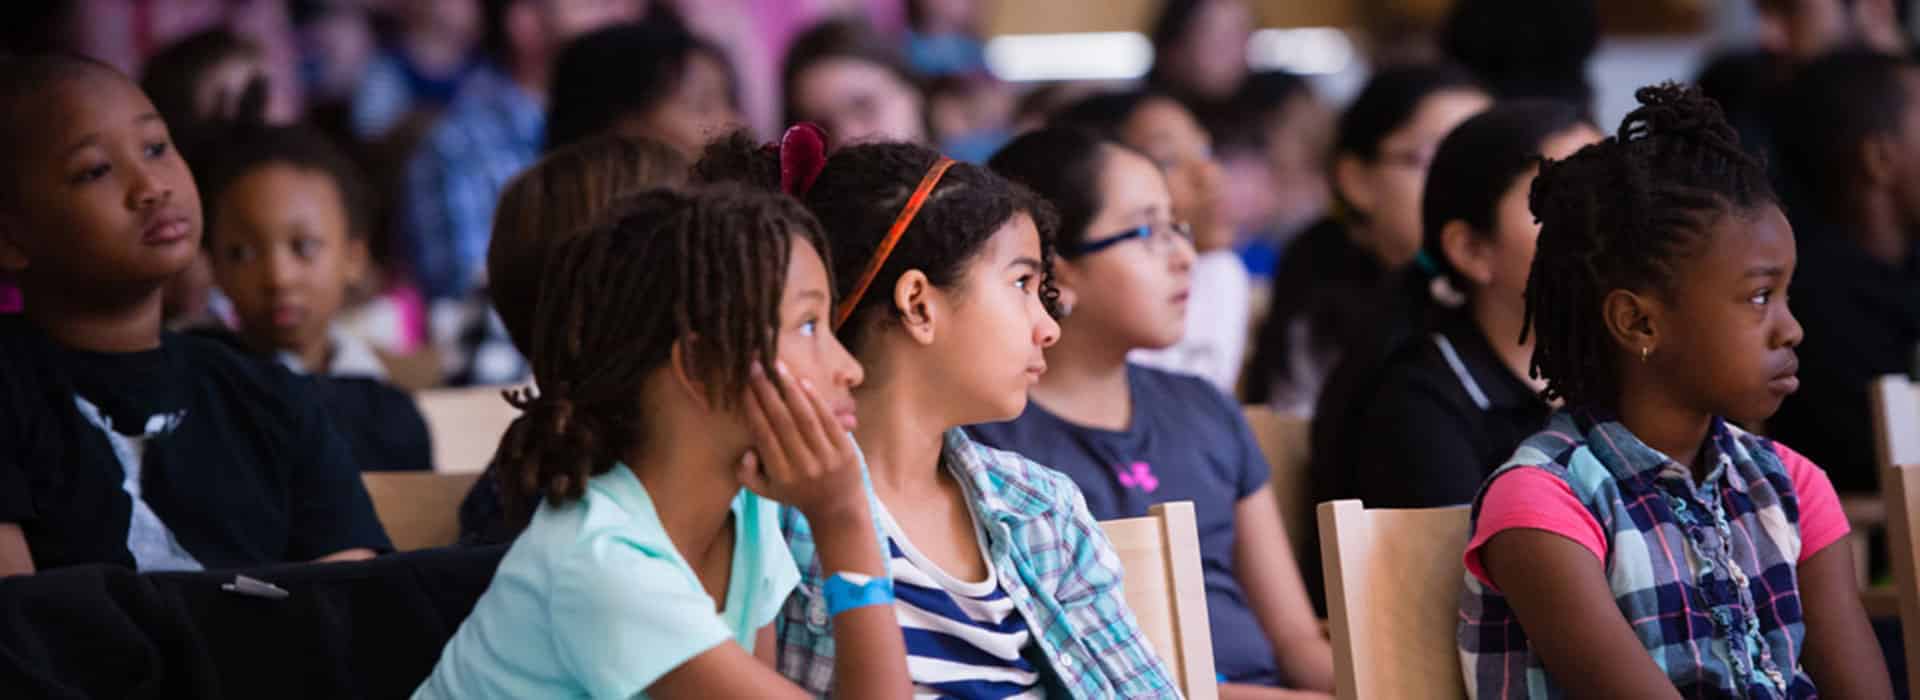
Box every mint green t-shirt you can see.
[414,465,799,699]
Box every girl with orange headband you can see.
[696,127,1179,698]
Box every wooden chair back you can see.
[1099,501,1220,700]
[1872,374,1920,472]
[361,472,483,551]
[1317,499,1472,700]
[1243,405,1313,559]
[414,386,521,474]
[1883,463,1920,697]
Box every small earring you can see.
[1641,346,1651,362]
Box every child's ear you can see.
[1439,220,1494,287]
[1601,288,1662,357]
[1332,154,1377,219]
[891,270,938,346]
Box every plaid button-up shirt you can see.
[776,428,1180,698]
[1459,411,1821,699]
[400,65,543,302]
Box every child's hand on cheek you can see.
[738,360,869,527]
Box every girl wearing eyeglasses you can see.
[975,126,1336,700]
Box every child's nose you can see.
[1778,307,1804,349]
[128,166,170,210]
[1035,307,1061,349]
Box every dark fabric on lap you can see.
[0,546,506,699]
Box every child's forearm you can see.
[809,512,911,700]
[1269,633,1336,692]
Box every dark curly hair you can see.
[495,185,829,521]
[196,123,373,249]
[988,126,1153,253]
[695,132,1060,351]
[544,17,737,153]
[1523,82,1775,408]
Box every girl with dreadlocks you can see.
[1457,84,1890,698]
[414,187,910,699]
[696,127,1178,698]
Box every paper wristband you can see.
[823,572,895,616]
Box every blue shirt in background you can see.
[969,364,1284,687]
[401,65,543,302]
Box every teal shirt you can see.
[415,465,800,699]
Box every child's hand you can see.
[738,361,867,525]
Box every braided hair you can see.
[495,185,829,521]
[695,133,1061,352]
[1522,82,1774,408]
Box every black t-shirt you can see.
[1301,313,1550,612]
[319,376,433,473]
[1769,231,1920,493]
[186,326,433,474]
[0,316,392,571]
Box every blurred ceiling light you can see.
[985,32,1154,82]
[1246,27,1355,75]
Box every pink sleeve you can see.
[1463,468,1609,592]
[1773,442,1850,561]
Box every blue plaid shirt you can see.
[777,428,1180,698]
[1459,411,1824,699]
[400,65,543,301]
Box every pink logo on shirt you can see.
[1116,462,1159,493]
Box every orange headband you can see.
[833,156,956,329]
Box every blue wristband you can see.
[823,572,894,616]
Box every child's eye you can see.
[292,236,321,259]
[798,319,818,337]
[1749,289,1773,306]
[71,162,110,184]
[1015,274,1033,292]
[144,141,170,159]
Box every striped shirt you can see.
[1458,411,1849,698]
[877,499,1042,699]
[777,428,1180,699]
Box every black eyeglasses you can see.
[1069,221,1193,258]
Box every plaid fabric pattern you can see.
[1459,411,1816,699]
[777,428,1180,699]
[400,65,543,302]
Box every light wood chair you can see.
[414,385,523,474]
[1872,374,1920,472]
[1318,499,1472,700]
[361,471,483,551]
[1883,463,1920,698]
[1099,501,1220,700]
[1243,405,1313,561]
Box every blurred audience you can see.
[351,0,484,139]
[1439,0,1599,118]
[1769,49,1920,493]
[1146,0,1255,110]
[543,17,740,158]
[1246,65,1487,415]
[783,18,928,148]
[400,0,641,310]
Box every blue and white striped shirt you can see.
[776,428,1179,699]
[878,501,1042,699]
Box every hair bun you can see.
[1620,81,1736,147]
